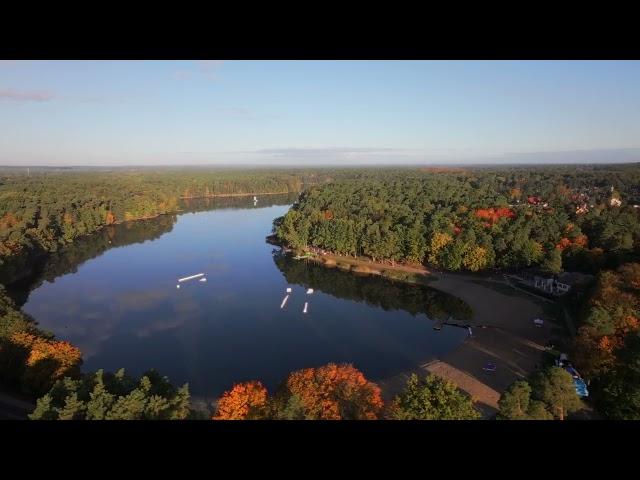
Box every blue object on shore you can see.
[562,364,589,398]
[483,362,496,372]
[573,377,589,398]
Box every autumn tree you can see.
[0,331,82,396]
[390,373,481,420]
[277,363,384,420]
[213,381,269,420]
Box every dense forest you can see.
[2,165,640,419]
[0,169,336,285]
[571,263,640,419]
[275,164,640,274]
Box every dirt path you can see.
[312,251,433,276]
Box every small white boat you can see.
[286,287,292,293]
[306,288,314,294]
[176,285,180,289]
[303,302,308,314]
[199,277,207,283]
[280,295,290,309]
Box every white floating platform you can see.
[280,295,290,309]
[178,273,205,283]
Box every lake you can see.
[21,194,469,403]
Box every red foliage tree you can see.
[475,208,515,225]
[213,381,269,420]
[283,363,384,420]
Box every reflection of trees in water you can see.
[9,194,298,305]
[272,253,472,322]
[9,215,178,304]
[179,192,299,212]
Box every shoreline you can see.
[179,191,294,199]
[278,244,557,417]
[2,191,299,288]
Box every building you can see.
[530,271,594,296]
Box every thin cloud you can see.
[0,87,55,102]
[255,147,407,158]
[197,60,224,80]
[174,69,193,80]
[172,61,224,81]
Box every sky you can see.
[1,60,640,166]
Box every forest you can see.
[1,165,640,420]
[0,168,338,285]
[274,164,640,274]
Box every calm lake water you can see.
[22,195,468,401]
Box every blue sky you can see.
[1,60,640,165]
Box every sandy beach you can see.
[376,272,556,417]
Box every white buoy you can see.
[286,287,292,293]
[303,302,308,313]
[280,295,290,309]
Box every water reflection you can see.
[272,253,472,322]
[21,195,470,399]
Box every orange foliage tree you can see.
[213,381,269,420]
[474,208,515,225]
[1,331,82,395]
[282,363,384,420]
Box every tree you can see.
[390,374,481,420]
[593,333,640,419]
[498,380,553,420]
[462,245,489,272]
[4,331,82,396]
[213,381,269,420]
[541,248,562,275]
[530,367,583,420]
[278,363,384,420]
[29,368,191,420]
[427,232,453,265]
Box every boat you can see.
[199,277,207,282]
[178,273,205,283]
[286,287,292,293]
[306,288,314,294]
[303,302,308,314]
